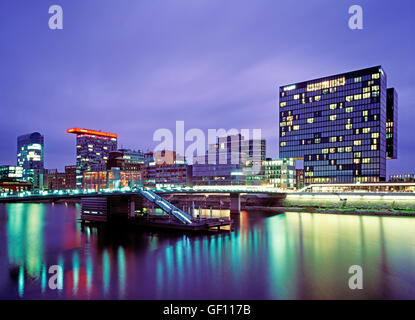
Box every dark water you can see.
[1,202,415,300]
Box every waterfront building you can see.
[147,150,191,187]
[64,165,77,189]
[42,166,77,191]
[296,168,305,189]
[0,165,29,194]
[17,132,44,189]
[389,173,415,183]
[43,169,65,191]
[107,149,145,171]
[82,168,142,191]
[263,158,296,189]
[279,66,398,184]
[0,165,23,180]
[67,128,118,188]
[0,180,31,194]
[192,134,265,186]
[386,88,398,159]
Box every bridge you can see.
[0,186,283,227]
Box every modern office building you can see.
[0,165,23,179]
[263,158,296,189]
[192,134,266,186]
[386,88,398,159]
[279,66,398,184]
[67,128,118,188]
[389,173,415,183]
[83,168,142,191]
[0,165,29,194]
[107,149,145,171]
[17,132,44,189]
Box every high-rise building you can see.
[386,88,398,159]
[67,128,118,188]
[279,66,398,184]
[17,132,44,189]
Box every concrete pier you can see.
[230,193,241,214]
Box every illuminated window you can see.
[330,115,337,121]
[371,145,377,150]
[354,159,360,164]
[363,158,371,164]
[354,94,362,100]
[330,104,337,110]
[315,95,321,102]
[363,87,370,93]
[280,142,286,147]
[293,125,300,131]
[363,92,371,99]
[345,147,352,152]
[294,94,300,100]
[371,132,379,138]
[330,137,337,142]
[322,149,329,154]
[330,148,335,154]
[363,110,368,116]
[307,118,314,124]
[346,107,353,113]
[354,140,362,146]
[337,147,344,153]
[355,129,360,135]
[354,152,361,158]
[372,85,379,91]
[362,128,371,133]
[280,102,286,107]
[346,95,353,102]
[372,73,380,79]
[345,124,353,130]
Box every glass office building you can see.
[279,66,398,184]
[386,88,398,159]
[67,128,118,188]
[17,132,44,188]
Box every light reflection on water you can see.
[0,203,415,299]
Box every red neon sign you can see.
[67,128,118,138]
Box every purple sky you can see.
[0,0,414,174]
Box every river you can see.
[1,202,414,299]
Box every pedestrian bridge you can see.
[0,186,283,223]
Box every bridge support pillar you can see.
[230,193,240,214]
[129,198,135,218]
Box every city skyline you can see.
[1,1,414,175]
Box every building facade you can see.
[263,158,296,189]
[0,166,23,180]
[296,169,305,189]
[107,149,145,171]
[279,66,397,184]
[82,168,142,191]
[17,132,44,189]
[192,134,266,186]
[67,128,118,188]
[389,174,415,183]
[386,88,398,159]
